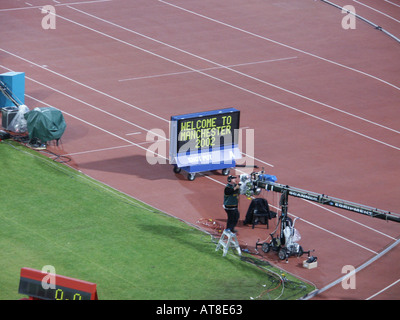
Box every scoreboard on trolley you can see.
[170,108,241,180]
[18,268,98,300]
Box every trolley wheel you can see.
[278,248,287,260]
[222,168,230,176]
[187,173,196,181]
[173,166,181,174]
[261,243,270,253]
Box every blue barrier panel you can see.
[0,72,25,108]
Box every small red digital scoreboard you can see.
[18,268,98,300]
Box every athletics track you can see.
[1,0,399,299]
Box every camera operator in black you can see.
[223,175,240,233]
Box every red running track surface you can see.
[1,0,399,299]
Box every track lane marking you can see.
[69,4,400,137]
[2,49,399,153]
[0,0,112,12]
[157,0,400,92]
[2,6,399,153]
[353,0,400,23]
[118,57,298,82]
[366,278,400,300]
[24,91,382,255]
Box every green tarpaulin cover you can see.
[24,107,66,143]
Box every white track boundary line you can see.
[366,278,400,300]
[0,64,167,134]
[3,3,395,295]
[303,237,400,299]
[26,94,227,189]
[1,62,275,168]
[0,50,168,123]
[2,8,400,151]
[0,0,112,12]
[23,75,394,291]
[288,212,378,254]
[14,55,384,251]
[25,91,380,255]
[18,3,400,296]
[385,0,400,9]
[2,51,399,153]
[19,71,168,140]
[70,5,400,136]
[353,0,400,24]
[305,201,397,240]
[158,0,400,92]
[65,144,134,156]
[302,199,396,240]
[56,8,400,150]
[118,57,298,82]
[26,94,162,156]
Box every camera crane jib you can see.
[253,179,400,223]
[240,173,399,262]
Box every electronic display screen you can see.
[174,108,240,153]
[18,268,98,300]
[18,277,92,300]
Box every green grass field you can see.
[0,140,315,300]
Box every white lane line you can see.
[64,144,134,156]
[0,0,112,12]
[3,6,400,153]
[26,93,227,192]
[2,44,399,154]
[3,30,399,153]
[304,238,400,300]
[126,132,142,136]
[305,201,397,240]
[0,50,169,124]
[68,5,400,137]
[366,278,400,300]
[1,62,272,168]
[385,0,400,8]
[158,0,400,92]
[297,216,378,254]
[25,91,382,255]
[1,63,169,144]
[353,0,400,24]
[26,94,165,158]
[268,204,379,254]
[118,57,298,82]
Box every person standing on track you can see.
[223,175,240,233]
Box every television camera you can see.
[237,170,400,261]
